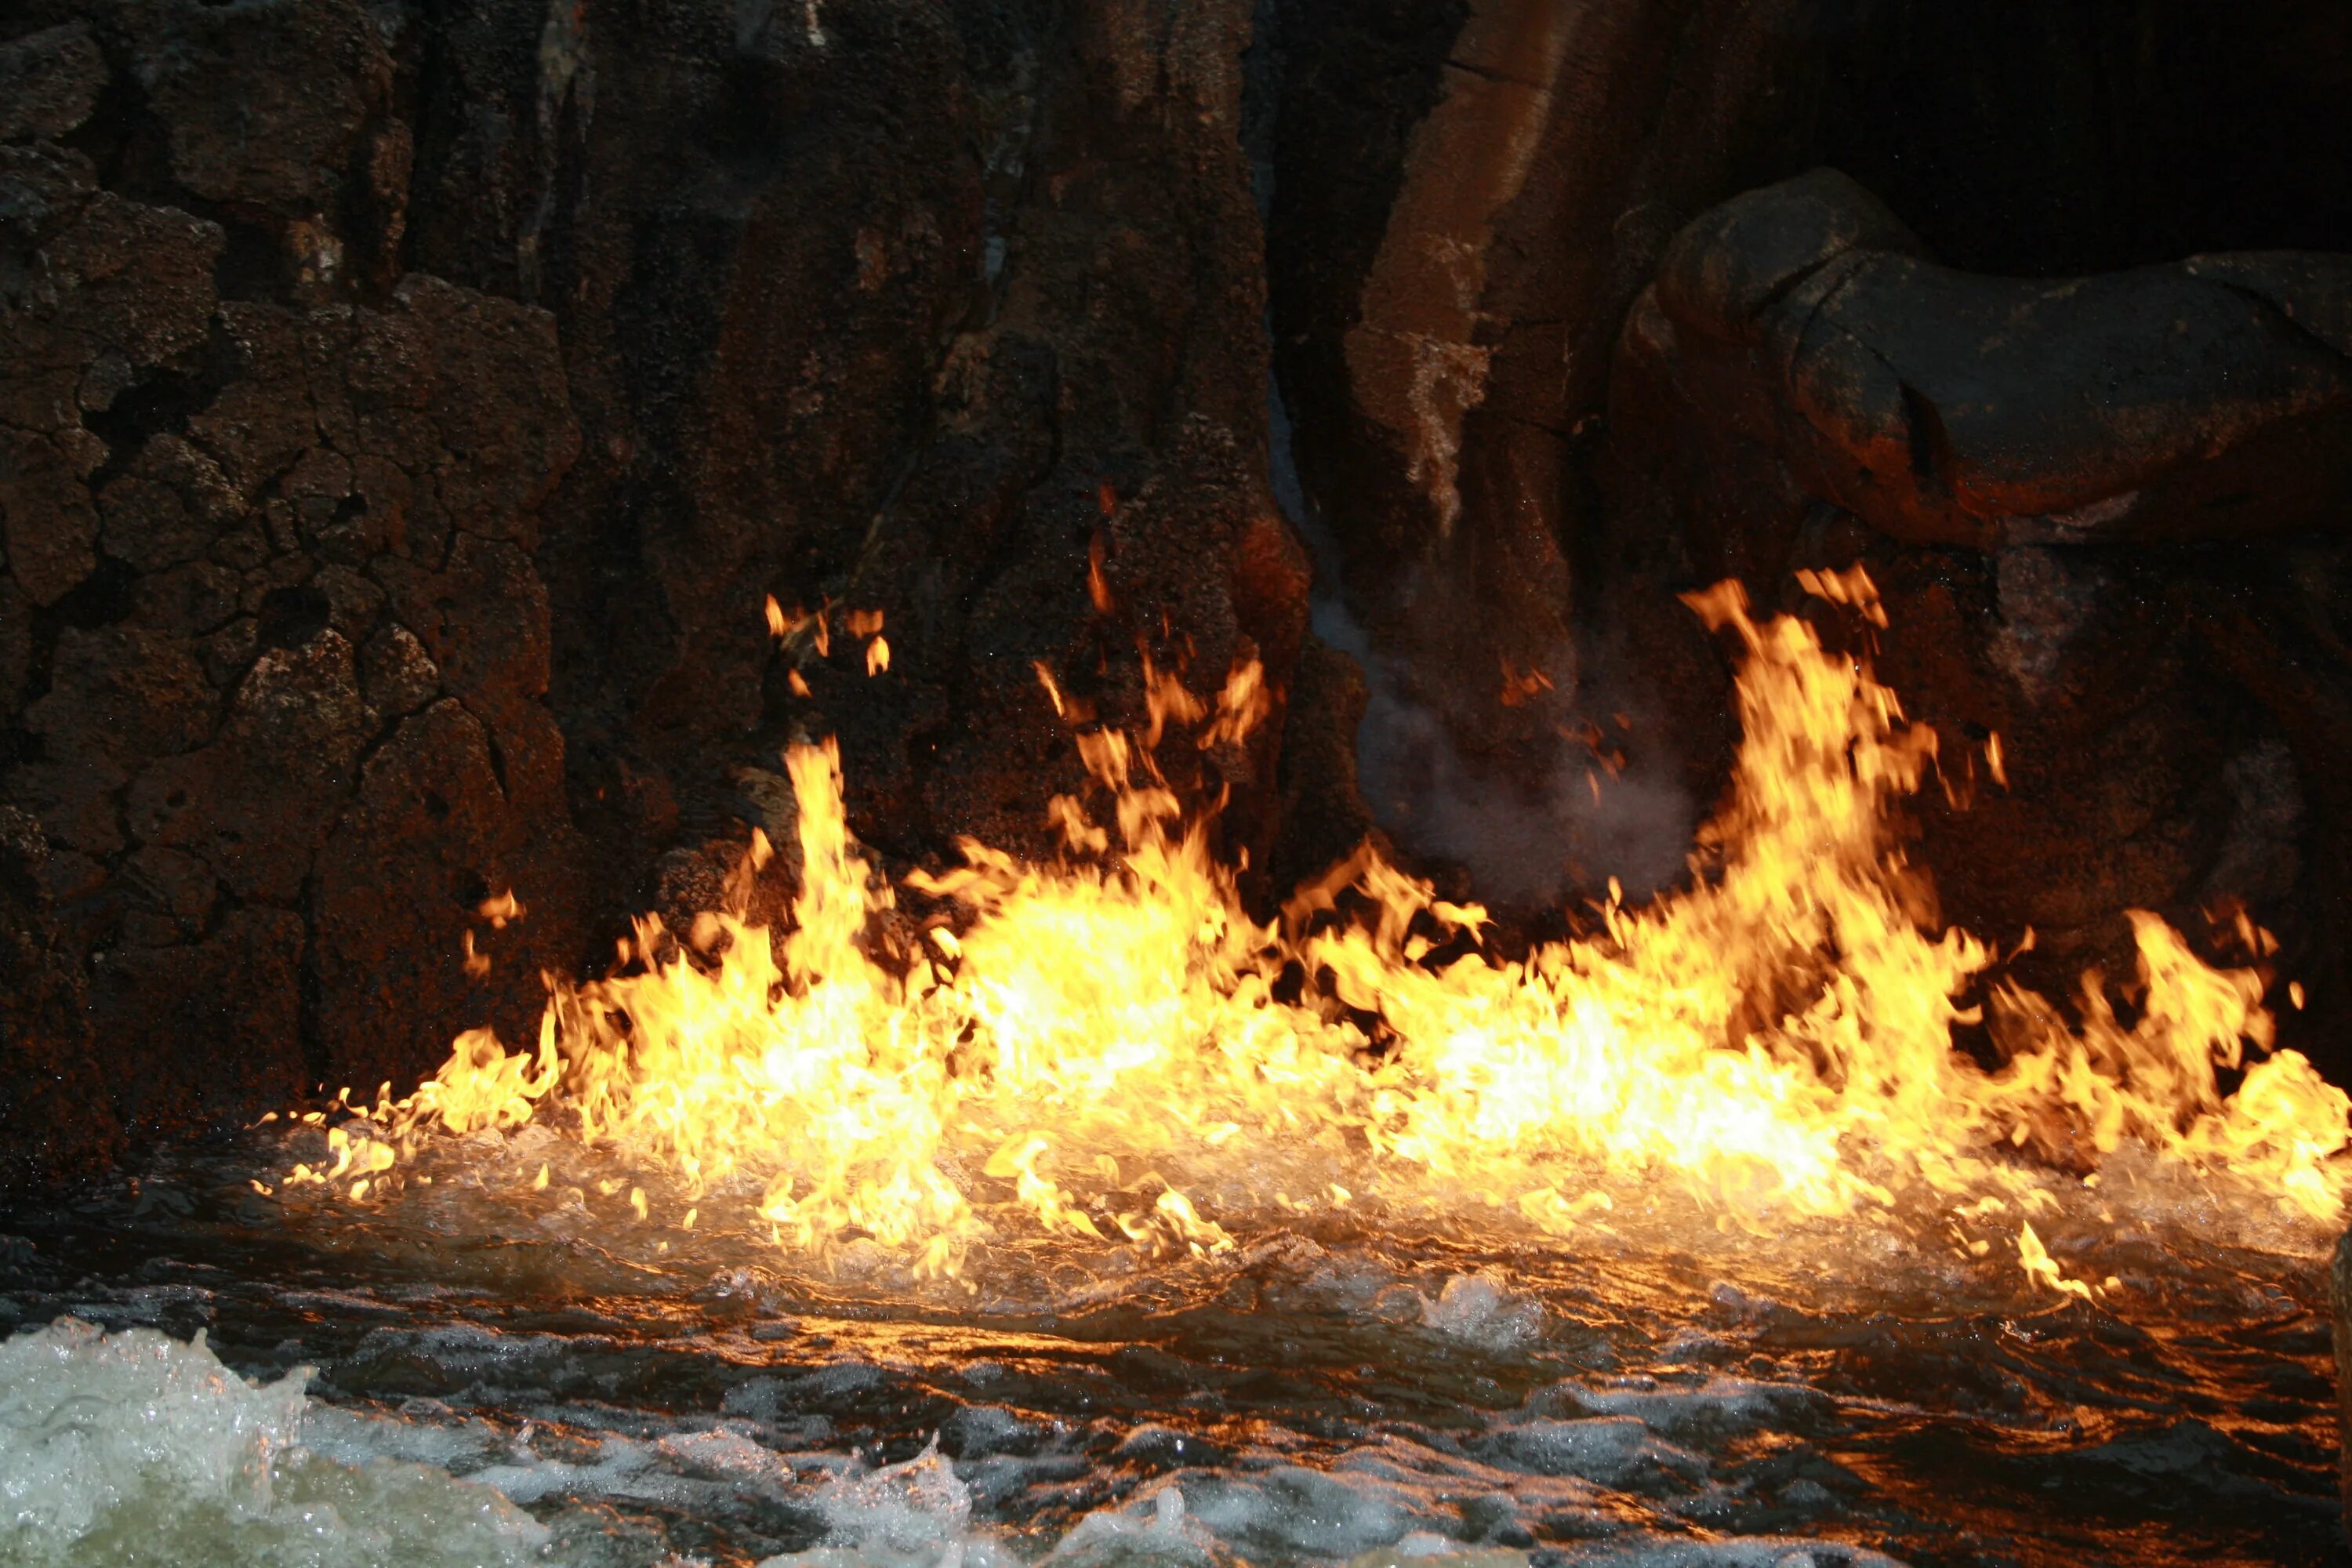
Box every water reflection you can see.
[0,1131,2342,1567]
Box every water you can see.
[2,1131,2343,1567]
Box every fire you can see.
[302,573,2350,1280]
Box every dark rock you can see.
[0,23,106,143]
[91,906,307,1134]
[310,699,582,1098]
[125,630,373,904]
[1269,634,1380,899]
[1627,171,2352,549]
[358,622,440,717]
[112,0,401,289]
[0,805,119,1189]
[0,575,29,721]
[98,434,244,572]
[1596,171,2352,1078]
[0,44,588,1180]
[0,423,104,605]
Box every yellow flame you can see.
[2018,1220,2094,1302]
[312,575,2350,1281]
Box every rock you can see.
[98,435,245,573]
[0,806,120,1189]
[0,23,106,143]
[0,44,587,1181]
[1269,635,1381,900]
[1595,170,2352,1077]
[109,0,403,288]
[91,907,307,1134]
[359,622,441,717]
[125,630,374,904]
[310,699,582,1098]
[1625,170,2352,549]
[0,423,104,606]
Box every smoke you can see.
[1269,375,1693,913]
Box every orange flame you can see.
[309,574,2350,1283]
[1498,656,1553,708]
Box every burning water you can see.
[282,570,2349,1288]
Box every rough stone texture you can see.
[0,808,117,1189]
[397,0,1309,898]
[7,0,2350,1185]
[1623,171,2352,551]
[0,0,1314,1187]
[0,2,587,1182]
[0,24,107,147]
[1599,171,2352,1079]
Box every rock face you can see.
[394,0,1305,895]
[0,4,589,1160]
[0,0,1311,1186]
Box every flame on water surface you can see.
[293,574,2352,1283]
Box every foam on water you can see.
[0,1316,550,1567]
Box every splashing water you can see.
[284,572,2350,1287]
[0,1318,547,1566]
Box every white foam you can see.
[1418,1273,1544,1353]
[1181,1462,1421,1557]
[0,1317,550,1567]
[757,1440,1011,1568]
[1041,1485,1218,1568]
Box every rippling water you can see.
[2,1130,2344,1567]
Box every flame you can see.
[1088,535,1116,615]
[1498,656,1554,708]
[310,574,2350,1283]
